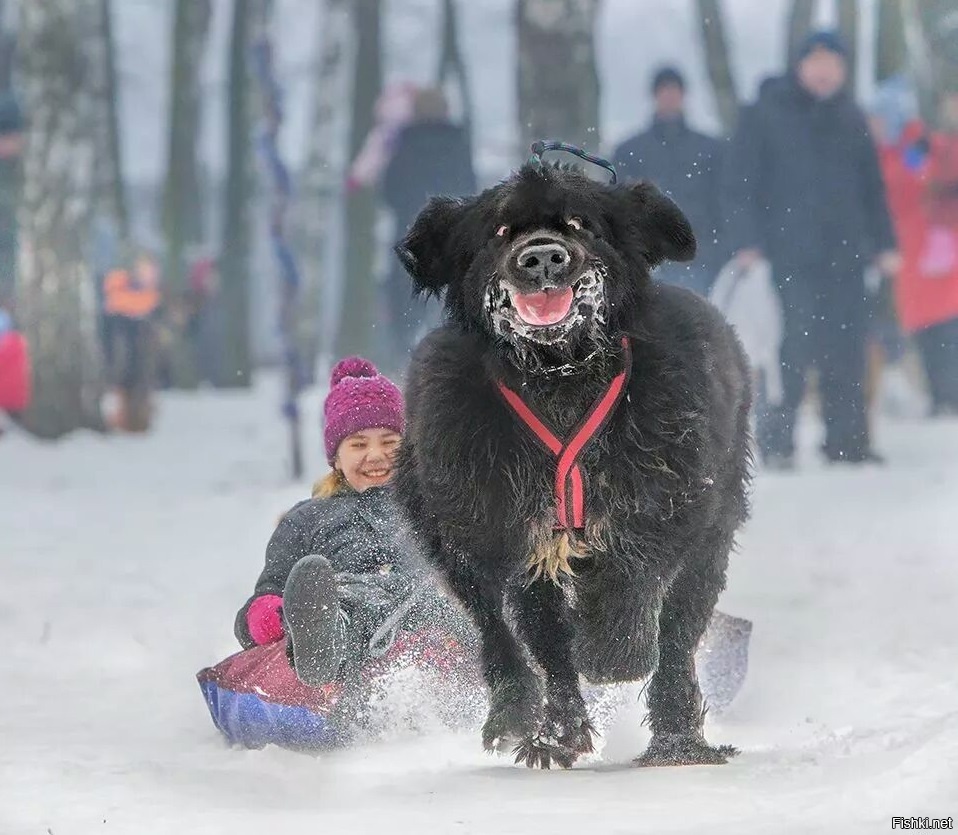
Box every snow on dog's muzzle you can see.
[485,262,608,349]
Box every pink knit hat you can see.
[323,357,405,464]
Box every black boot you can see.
[284,556,344,688]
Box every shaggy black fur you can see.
[392,163,752,769]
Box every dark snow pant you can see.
[103,315,150,390]
[757,264,871,461]
[914,318,958,412]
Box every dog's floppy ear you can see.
[620,181,696,268]
[394,196,467,296]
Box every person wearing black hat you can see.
[612,65,726,294]
[722,31,899,468]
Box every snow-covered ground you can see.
[2,375,956,834]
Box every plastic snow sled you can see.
[197,627,481,751]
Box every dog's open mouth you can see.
[511,286,575,327]
[486,264,607,345]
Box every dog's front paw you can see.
[513,697,596,769]
[634,732,739,767]
[482,677,542,754]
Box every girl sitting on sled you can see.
[234,356,466,690]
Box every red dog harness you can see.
[496,336,632,530]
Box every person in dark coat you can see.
[612,67,726,294]
[235,357,462,688]
[381,88,476,364]
[723,31,899,467]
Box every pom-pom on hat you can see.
[323,357,405,465]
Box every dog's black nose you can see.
[515,240,572,285]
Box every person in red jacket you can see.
[878,95,958,415]
[0,306,31,427]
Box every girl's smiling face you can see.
[334,427,402,492]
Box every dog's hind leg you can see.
[508,580,594,769]
[439,555,544,755]
[635,551,739,767]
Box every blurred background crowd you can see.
[0,0,956,476]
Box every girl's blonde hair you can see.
[312,469,347,499]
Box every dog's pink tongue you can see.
[512,287,574,326]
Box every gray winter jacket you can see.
[234,486,447,655]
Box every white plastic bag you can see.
[709,257,784,406]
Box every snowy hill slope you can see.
[1,376,955,834]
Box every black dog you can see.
[393,162,752,769]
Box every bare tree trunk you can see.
[335,0,381,359]
[787,0,816,67]
[876,0,907,83]
[0,0,15,91]
[436,0,474,145]
[159,0,211,389]
[162,0,211,291]
[903,0,958,128]
[837,0,858,94]
[694,0,739,135]
[0,0,19,306]
[919,0,958,94]
[219,0,254,387]
[16,0,104,438]
[96,0,129,250]
[902,0,937,126]
[296,0,351,382]
[516,0,601,154]
[250,1,304,477]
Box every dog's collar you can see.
[495,336,632,530]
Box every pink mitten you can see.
[246,594,284,645]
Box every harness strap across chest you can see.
[496,336,632,530]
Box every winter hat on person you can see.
[651,66,685,94]
[323,357,405,465]
[797,30,848,63]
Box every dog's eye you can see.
[566,217,583,231]
[496,225,509,238]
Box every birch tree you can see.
[296,0,351,380]
[16,0,104,437]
